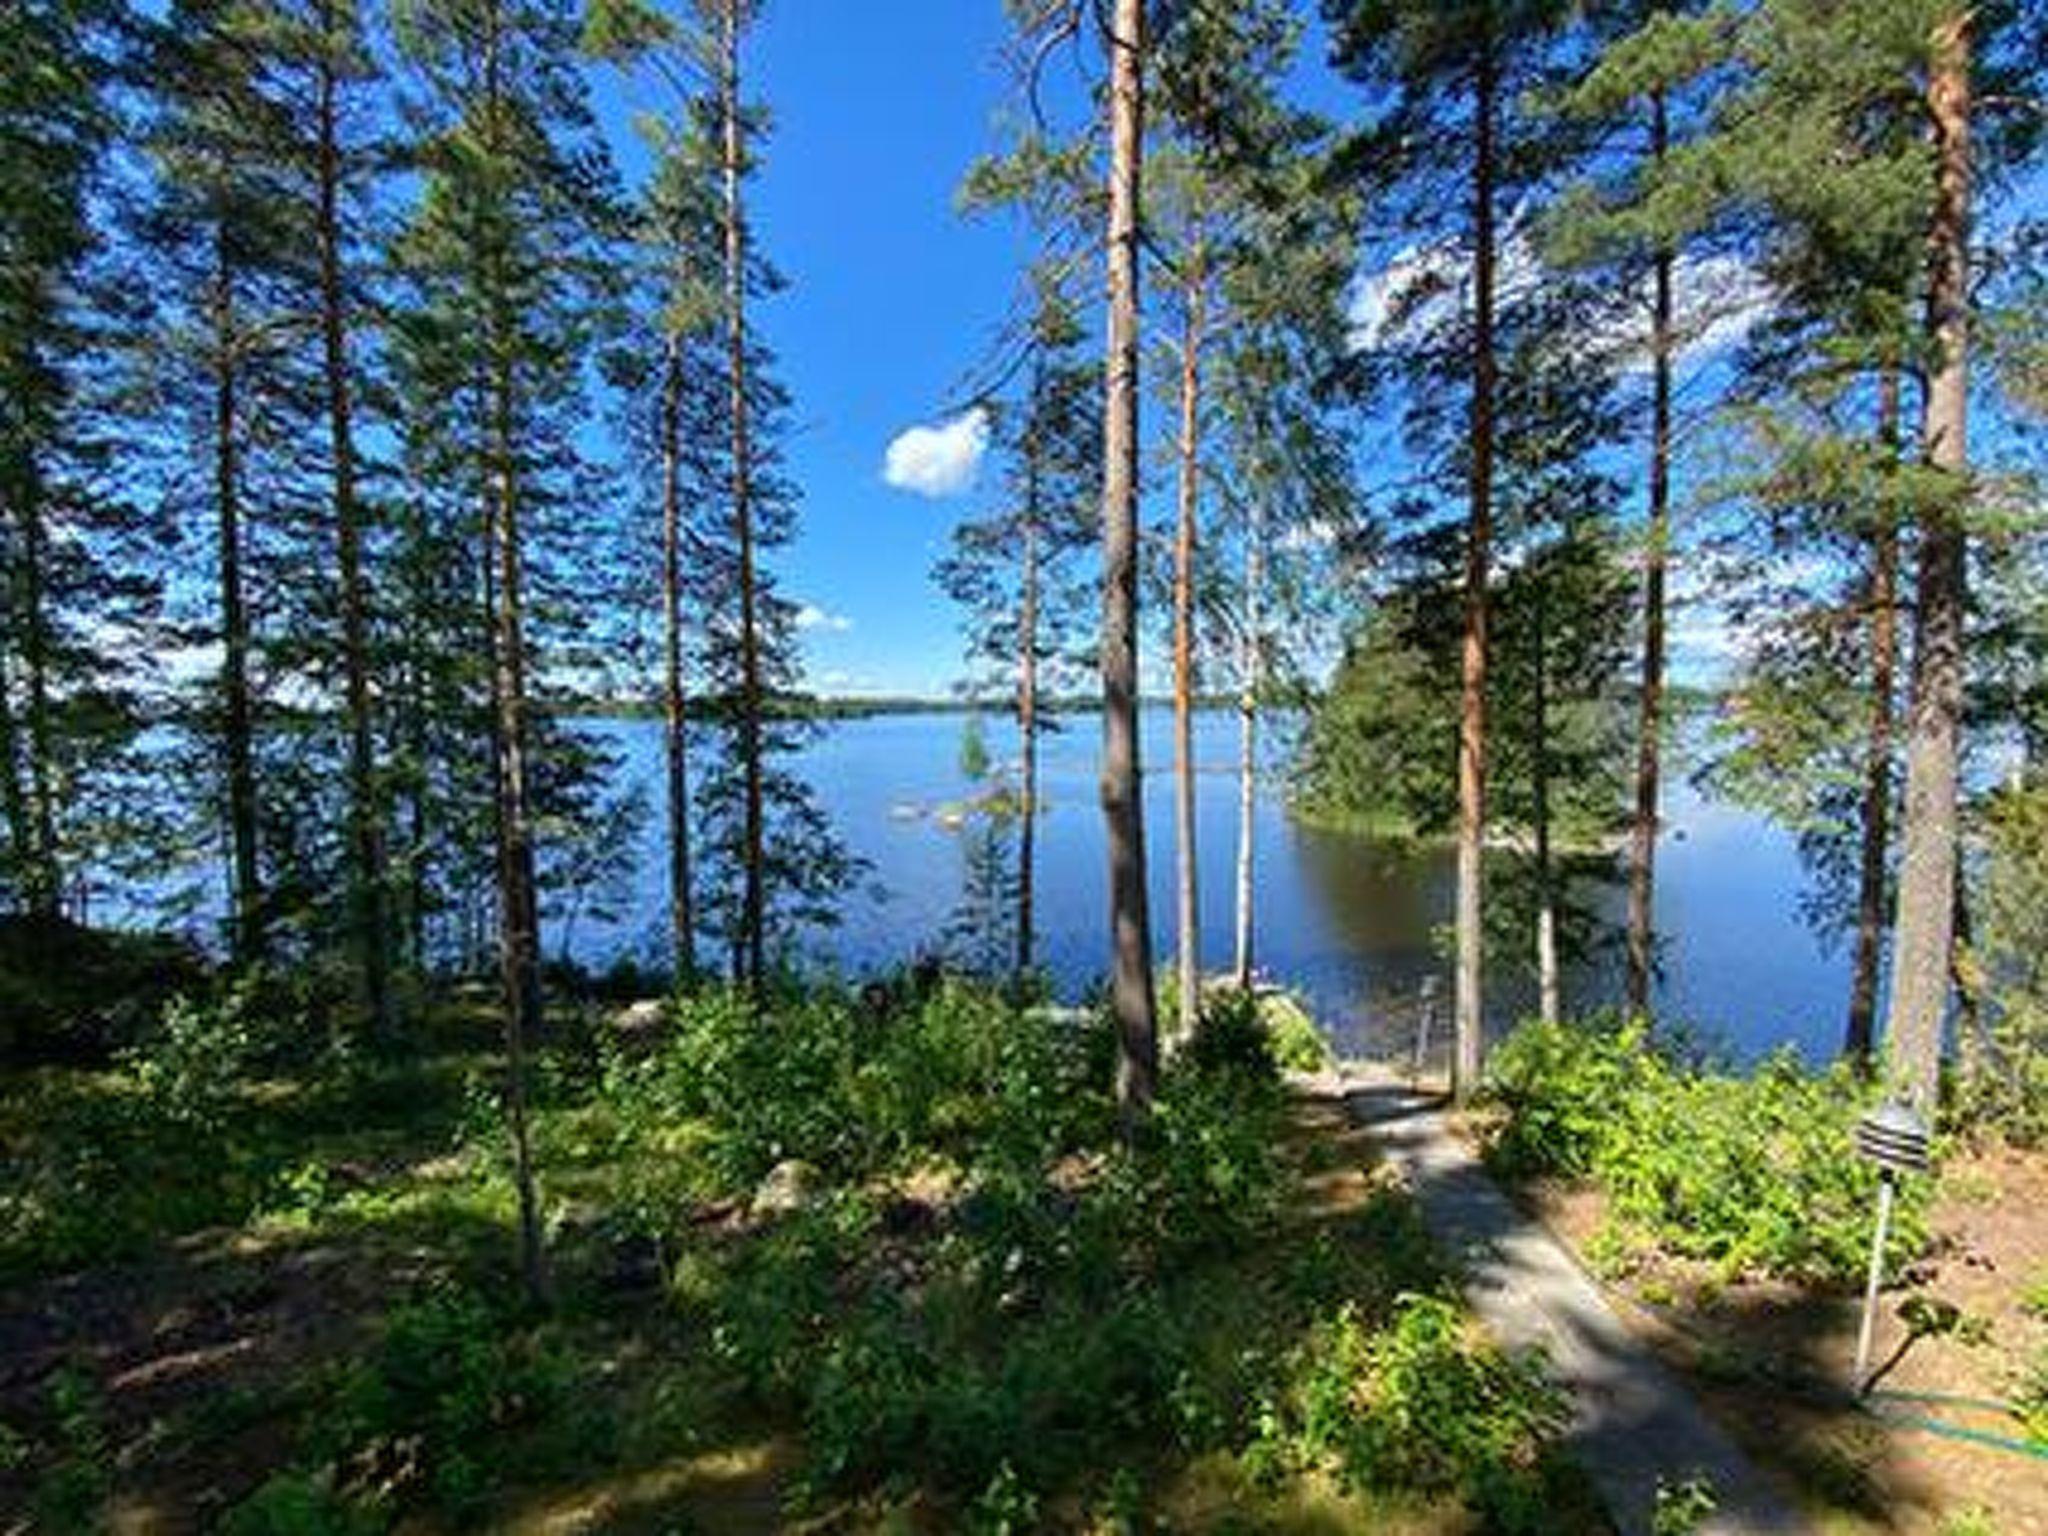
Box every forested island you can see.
[4,0,2048,1529]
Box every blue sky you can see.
[590,4,1358,699]
[597,3,1038,698]
[588,5,2034,701]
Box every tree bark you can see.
[1172,264,1204,1039]
[1625,89,1673,1021]
[1883,10,1971,1113]
[1846,367,1901,1065]
[660,332,696,981]
[0,640,27,900]
[481,3,547,1305]
[1453,33,1498,1101]
[213,238,261,964]
[1101,0,1158,1129]
[8,477,61,917]
[722,0,767,994]
[314,5,391,1035]
[1533,570,1560,1025]
[1233,493,1262,989]
[1016,391,1040,979]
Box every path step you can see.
[1337,1067,1808,1536]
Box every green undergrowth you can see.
[1479,1015,1928,1284]
[1,973,1593,1531]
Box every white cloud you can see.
[883,409,990,498]
[1346,241,1460,351]
[1348,230,1771,372]
[1603,252,1773,372]
[795,602,853,633]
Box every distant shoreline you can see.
[569,693,1258,722]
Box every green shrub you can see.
[26,1367,111,1533]
[219,1473,378,1536]
[1180,985,1331,1080]
[322,1287,574,1517]
[1251,1293,1567,1525]
[120,989,260,1134]
[2019,1347,2048,1448]
[1959,782,2048,1146]
[645,977,1113,1193]
[1482,1017,1926,1282]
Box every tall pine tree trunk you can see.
[1016,420,1040,979]
[315,9,391,1034]
[1453,35,1498,1100]
[1884,10,1971,1112]
[1172,268,1204,1039]
[481,5,547,1305]
[1233,492,1262,989]
[9,481,61,917]
[1102,0,1158,1128]
[1846,367,1900,1064]
[1625,90,1673,1021]
[0,641,27,900]
[213,242,261,964]
[722,0,767,994]
[1532,570,1560,1025]
[661,334,695,981]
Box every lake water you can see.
[564,708,1854,1065]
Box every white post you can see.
[1853,1171,1897,1392]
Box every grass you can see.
[0,976,1602,1533]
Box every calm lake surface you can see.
[564,708,1852,1065]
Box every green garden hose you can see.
[1864,1388,2048,1461]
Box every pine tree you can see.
[0,0,151,923]
[1326,0,1580,1097]
[586,0,730,984]
[1101,0,1158,1126]
[933,273,1097,981]
[137,0,322,964]
[390,0,623,1300]
[1544,4,1729,1021]
[652,0,851,988]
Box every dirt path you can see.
[1335,1065,1809,1536]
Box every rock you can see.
[613,998,668,1039]
[751,1159,821,1219]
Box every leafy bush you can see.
[1958,781,2048,1145]
[2019,1347,2048,1449]
[120,989,260,1134]
[220,1473,378,1536]
[642,977,1113,1191]
[678,1020,1299,1514]
[322,1287,576,1517]
[1251,1293,1567,1526]
[1482,1017,1924,1282]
